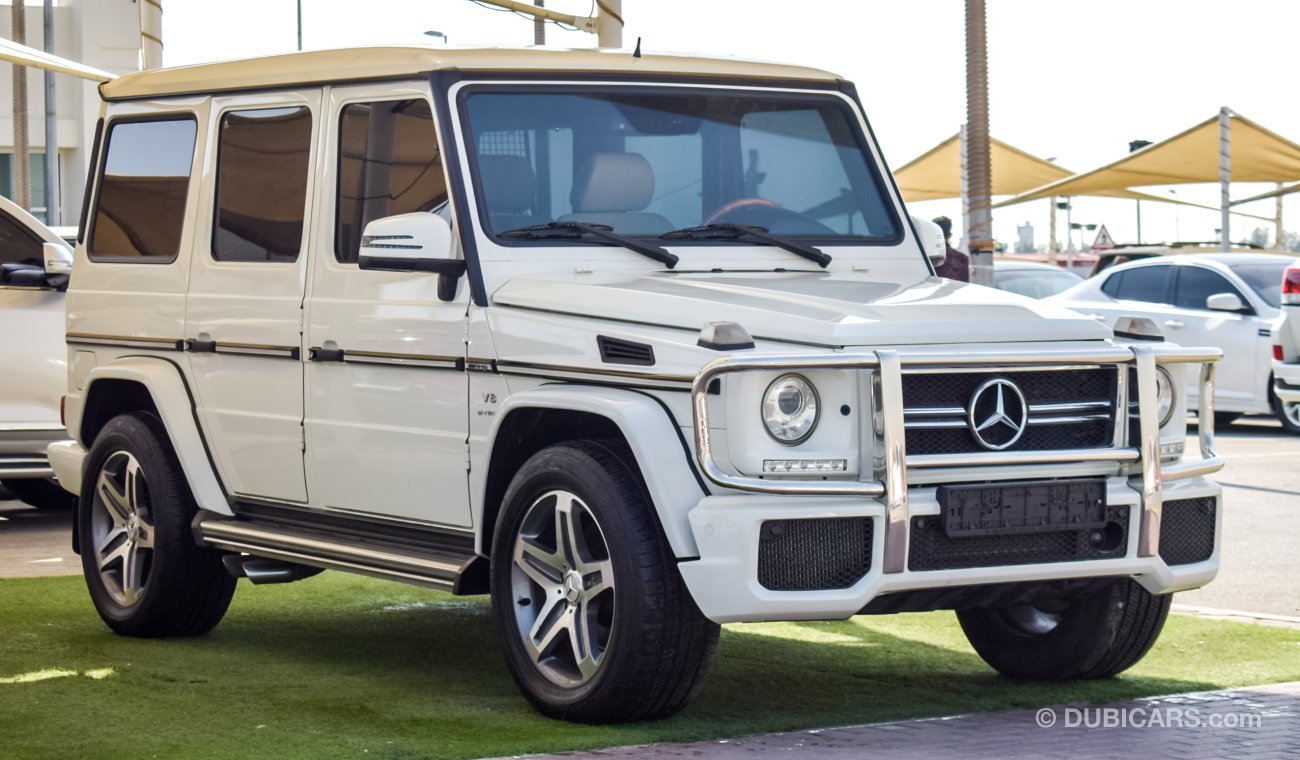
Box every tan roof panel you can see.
[99,46,842,101]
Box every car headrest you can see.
[571,153,655,213]
[479,154,536,214]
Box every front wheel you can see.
[957,579,1171,680]
[79,412,236,637]
[491,441,719,723]
[1272,387,1300,435]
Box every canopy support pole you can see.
[963,0,994,285]
[1048,197,1058,264]
[1219,107,1231,252]
[1275,183,1285,251]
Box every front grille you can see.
[1159,497,1216,565]
[758,517,873,591]
[908,505,1129,571]
[902,368,1116,455]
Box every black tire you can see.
[0,477,77,510]
[491,440,719,723]
[79,412,236,637]
[957,579,1171,680]
[1271,387,1300,436]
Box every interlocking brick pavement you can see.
[503,682,1300,760]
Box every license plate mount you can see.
[937,479,1107,538]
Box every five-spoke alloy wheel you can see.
[89,450,155,606]
[79,412,235,637]
[492,440,719,723]
[510,490,615,687]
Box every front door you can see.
[302,83,471,528]
[1169,264,1267,410]
[185,91,321,503]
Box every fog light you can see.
[762,459,848,473]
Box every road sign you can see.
[1092,225,1116,250]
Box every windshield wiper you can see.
[498,221,679,268]
[660,224,832,268]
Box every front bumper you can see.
[678,475,1221,622]
[0,427,71,479]
[681,343,1225,623]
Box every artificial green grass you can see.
[1,573,1297,759]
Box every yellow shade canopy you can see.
[998,111,1300,206]
[895,134,1192,206]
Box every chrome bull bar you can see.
[690,344,1224,574]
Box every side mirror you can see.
[912,216,947,269]
[43,242,72,289]
[357,213,465,302]
[1206,292,1246,313]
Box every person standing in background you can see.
[932,216,970,282]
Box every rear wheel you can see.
[0,477,77,510]
[491,440,719,723]
[957,579,1170,680]
[79,412,236,637]
[1272,387,1300,435]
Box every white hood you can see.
[492,270,1112,348]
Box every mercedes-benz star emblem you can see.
[967,378,1029,450]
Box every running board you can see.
[194,512,487,594]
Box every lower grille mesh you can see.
[758,518,873,591]
[1159,498,1216,565]
[909,506,1130,571]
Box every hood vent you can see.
[597,336,655,366]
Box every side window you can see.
[90,118,197,261]
[335,99,446,264]
[0,210,43,267]
[1175,266,1246,311]
[1108,265,1172,304]
[213,107,312,263]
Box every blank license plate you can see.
[937,479,1107,538]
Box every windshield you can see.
[461,87,899,243]
[1232,262,1290,309]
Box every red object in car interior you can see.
[1284,265,1300,305]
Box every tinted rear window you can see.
[90,118,197,262]
[1103,265,1172,304]
[1232,262,1290,309]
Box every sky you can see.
[161,0,1300,251]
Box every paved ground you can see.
[509,682,1300,760]
[0,490,75,578]
[1178,417,1300,618]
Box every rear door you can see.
[302,83,471,528]
[184,91,320,503]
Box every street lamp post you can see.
[1129,140,1152,243]
[423,30,449,44]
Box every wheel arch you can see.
[75,357,230,516]
[477,385,707,559]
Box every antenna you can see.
[633,36,642,58]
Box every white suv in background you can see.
[0,194,75,509]
[1273,259,1300,434]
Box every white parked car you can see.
[0,194,75,509]
[1051,253,1293,425]
[49,47,1224,723]
[1272,259,1300,434]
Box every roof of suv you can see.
[99,46,843,101]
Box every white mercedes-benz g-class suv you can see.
[50,47,1224,723]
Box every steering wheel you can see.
[704,197,780,225]
[705,197,837,236]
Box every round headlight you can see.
[1155,366,1176,426]
[762,374,820,444]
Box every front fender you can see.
[76,357,230,516]
[482,386,707,558]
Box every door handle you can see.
[1164,320,1185,329]
[186,338,217,352]
[309,347,345,362]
